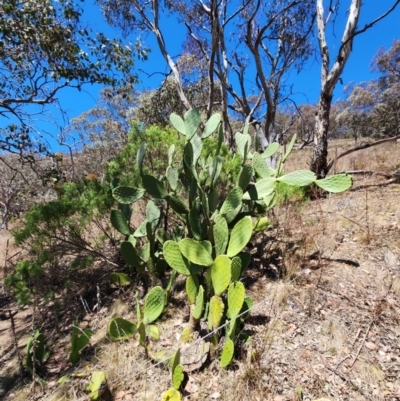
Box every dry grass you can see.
[1,138,400,400]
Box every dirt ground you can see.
[1,140,400,401]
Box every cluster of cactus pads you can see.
[109,109,352,369]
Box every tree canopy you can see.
[0,0,138,155]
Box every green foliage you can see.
[109,111,352,369]
[6,178,114,309]
[26,330,49,374]
[86,371,107,400]
[69,327,92,364]
[108,317,137,341]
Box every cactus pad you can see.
[213,215,229,256]
[220,187,243,217]
[110,209,130,236]
[163,241,191,275]
[227,216,253,258]
[120,241,141,270]
[220,339,234,368]
[142,174,168,199]
[170,113,186,136]
[228,282,245,322]
[211,255,232,296]
[235,132,251,160]
[172,364,185,390]
[230,256,242,282]
[166,166,179,191]
[167,194,189,214]
[193,285,204,320]
[209,295,225,330]
[184,108,201,140]
[108,317,137,341]
[143,286,165,324]
[178,238,213,266]
[239,252,251,274]
[209,156,223,188]
[112,186,145,204]
[161,388,181,401]
[252,216,272,232]
[261,142,280,159]
[110,272,132,286]
[186,275,199,304]
[189,207,203,240]
[242,177,276,200]
[315,174,353,193]
[238,164,254,190]
[146,200,161,228]
[136,142,147,174]
[253,152,275,178]
[202,112,221,138]
[277,170,316,186]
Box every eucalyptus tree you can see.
[310,0,400,177]
[97,0,315,157]
[0,0,138,156]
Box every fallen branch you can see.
[326,134,400,173]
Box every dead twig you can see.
[350,320,373,369]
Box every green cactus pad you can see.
[166,166,179,191]
[261,142,280,159]
[209,156,223,188]
[120,241,141,269]
[202,113,221,138]
[119,203,132,221]
[146,324,160,341]
[110,272,132,286]
[277,170,316,186]
[186,275,199,304]
[213,215,229,256]
[228,282,245,321]
[242,177,276,200]
[108,317,137,341]
[69,327,92,364]
[112,186,145,204]
[167,194,189,214]
[227,216,253,258]
[240,296,254,318]
[200,240,213,255]
[136,142,147,175]
[211,255,232,296]
[189,207,203,240]
[252,216,272,232]
[235,132,251,160]
[146,200,161,228]
[138,321,146,347]
[282,134,297,163]
[253,152,275,178]
[178,238,213,266]
[110,209,130,236]
[168,144,175,166]
[191,134,203,164]
[220,339,234,368]
[161,388,181,401]
[142,174,168,199]
[184,109,201,140]
[133,220,148,237]
[163,241,191,275]
[231,256,242,282]
[170,113,186,136]
[208,188,219,212]
[198,187,210,218]
[143,286,165,325]
[172,364,185,390]
[315,174,353,193]
[239,252,251,273]
[220,187,243,217]
[193,285,204,320]
[238,165,254,190]
[171,349,181,373]
[209,295,225,329]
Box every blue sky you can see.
[32,1,400,133]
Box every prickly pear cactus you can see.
[211,255,232,296]
[143,286,165,325]
[220,339,234,368]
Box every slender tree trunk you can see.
[310,92,332,177]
